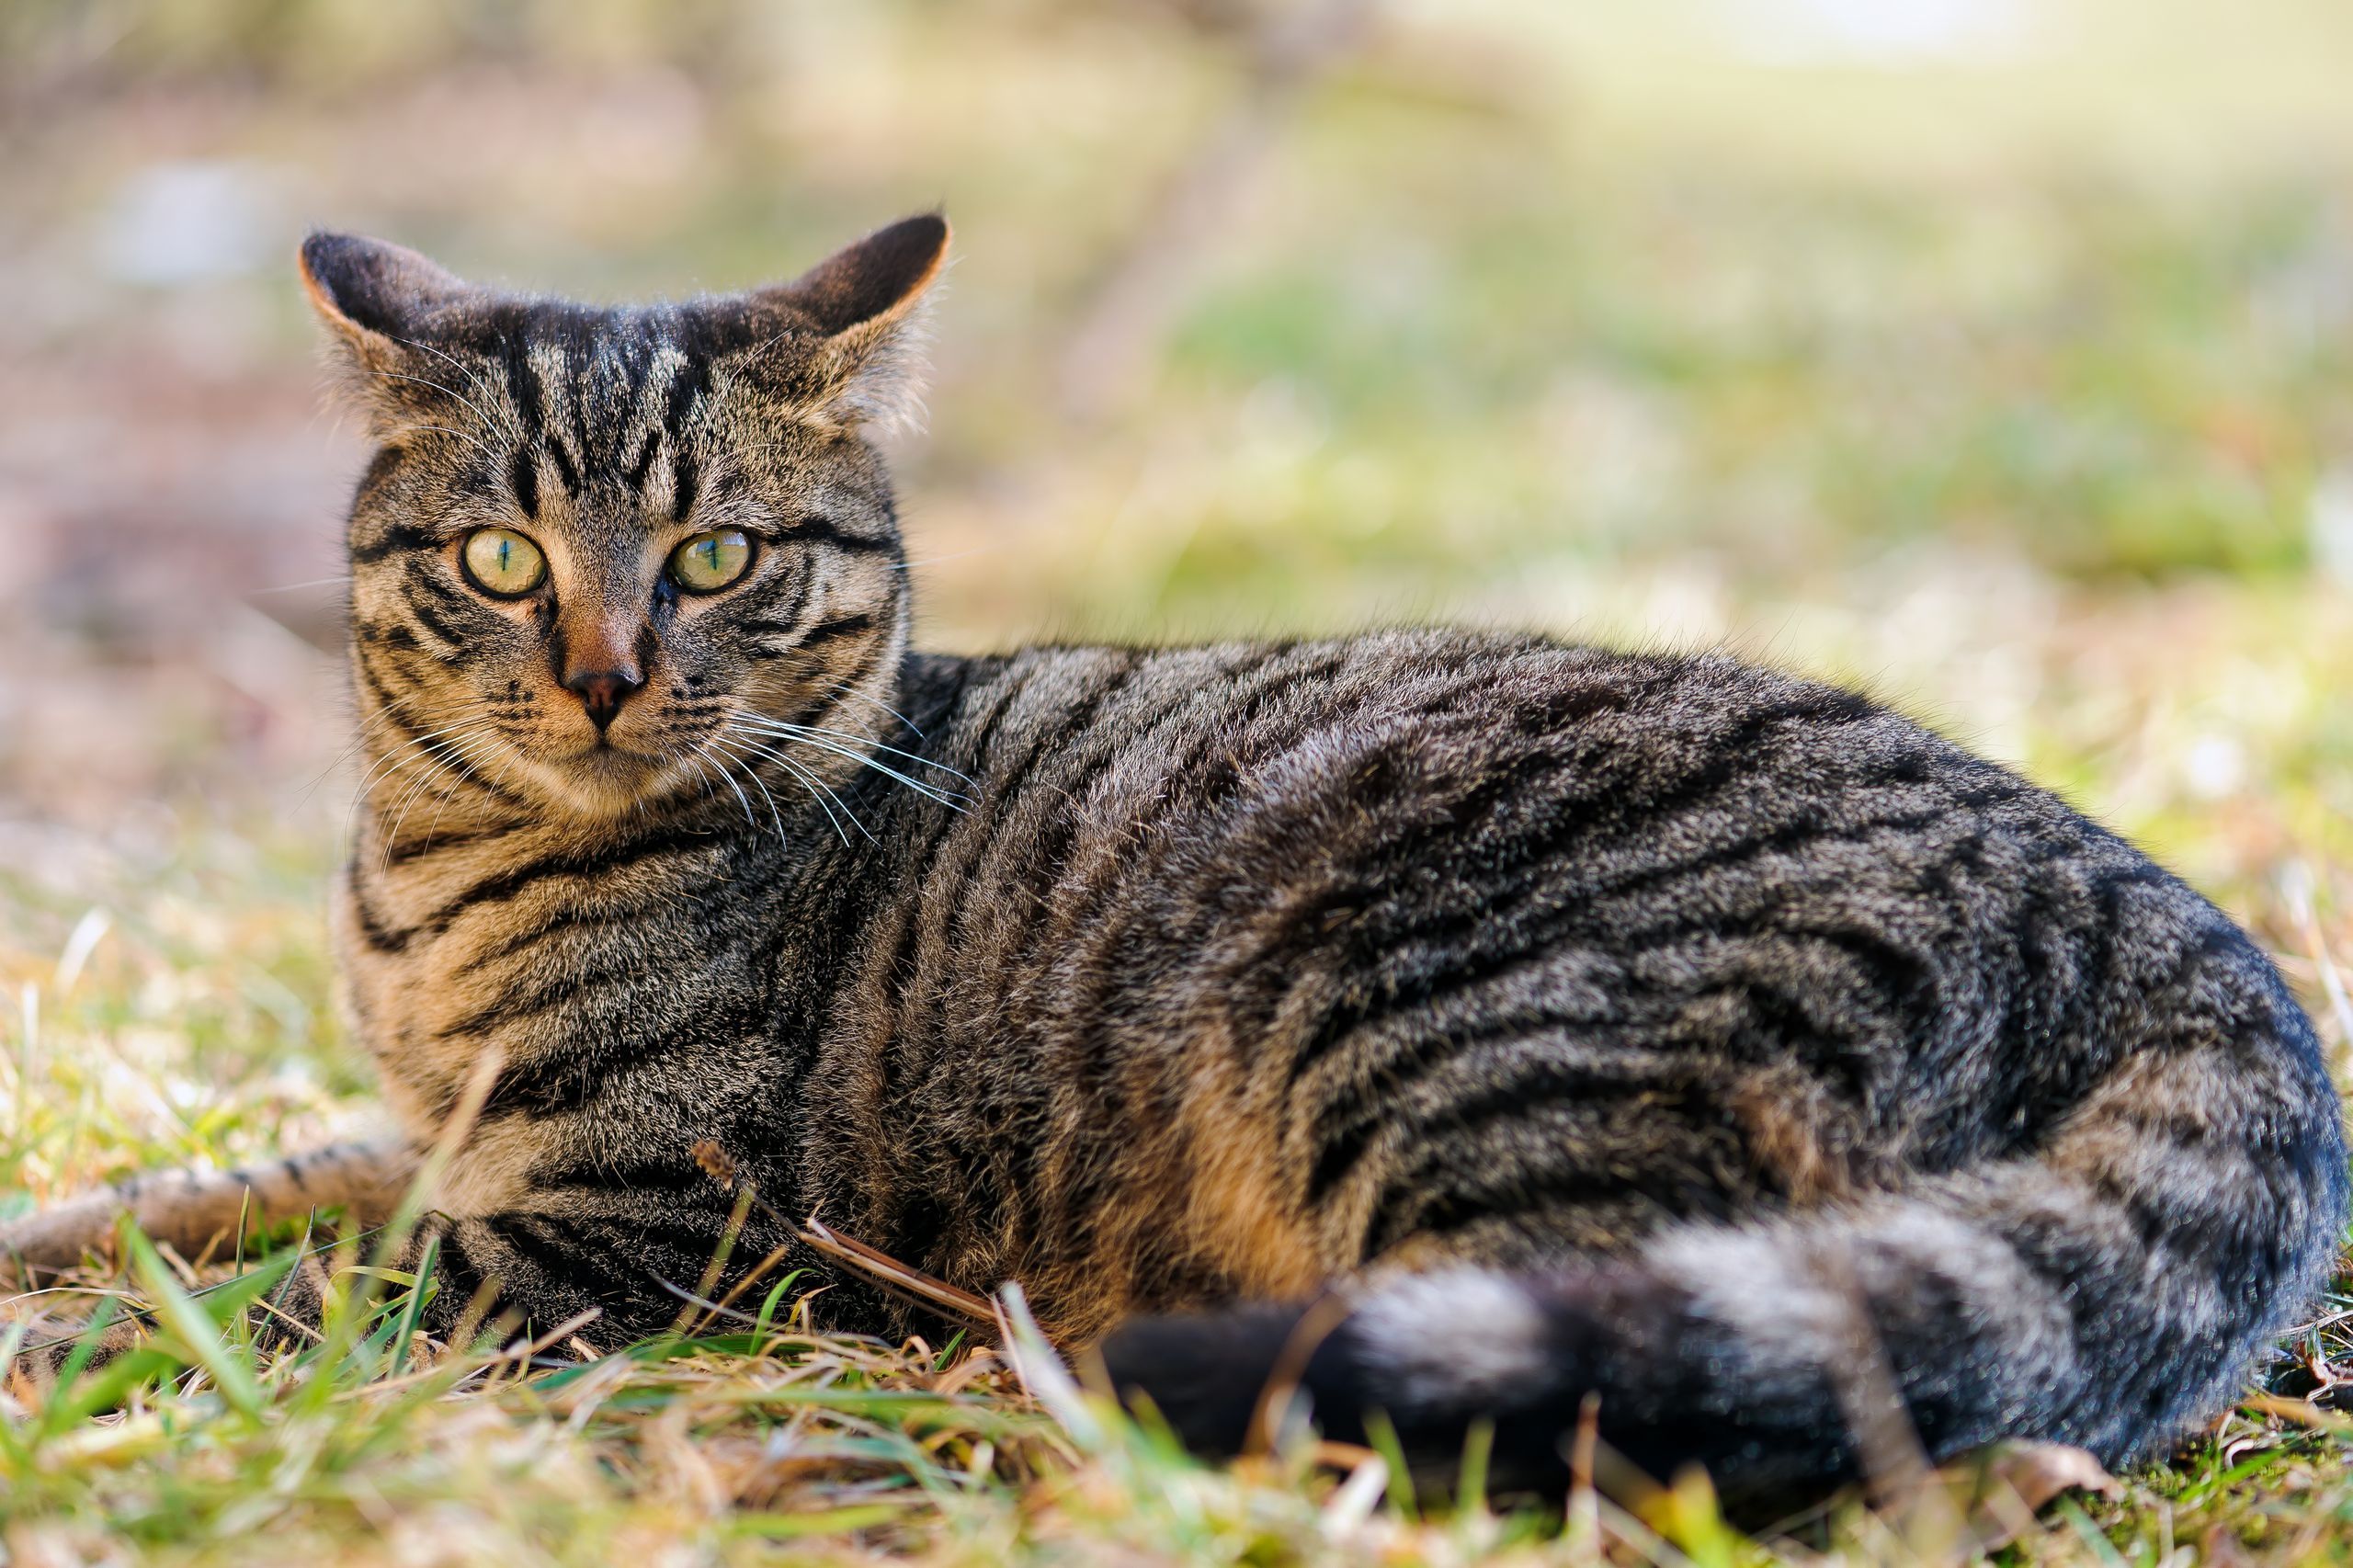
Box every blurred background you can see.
[2,1,2351,1175]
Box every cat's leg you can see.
[287,1178,792,1355]
[6,1167,783,1381]
[0,1139,419,1290]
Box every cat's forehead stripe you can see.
[487,319,720,508]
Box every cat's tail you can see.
[1098,993,2347,1513]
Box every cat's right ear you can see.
[299,233,480,431]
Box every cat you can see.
[4,212,2344,1514]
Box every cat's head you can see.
[305,215,948,823]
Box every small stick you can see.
[690,1140,999,1340]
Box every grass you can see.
[9,0,2353,1560]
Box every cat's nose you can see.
[566,667,644,732]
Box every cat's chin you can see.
[522,745,688,820]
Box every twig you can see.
[690,1140,1000,1340]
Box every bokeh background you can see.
[3,0,2352,1182]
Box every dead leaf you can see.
[1935,1440,2121,1551]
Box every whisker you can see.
[759,653,927,738]
[386,333,510,415]
[345,712,494,813]
[735,725,971,810]
[736,716,975,789]
[248,575,355,596]
[701,733,790,843]
[414,727,522,856]
[366,369,512,445]
[688,734,760,834]
[888,545,998,572]
[672,745,726,816]
[720,724,869,846]
[401,423,506,465]
[295,710,402,807]
[379,722,501,867]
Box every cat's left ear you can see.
[711,213,950,433]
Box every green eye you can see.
[669,528,754,593]
[460,528,547,597]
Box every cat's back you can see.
[819,630,2287,1333]
[910,627,2067,917]
[881,628,2196,1081]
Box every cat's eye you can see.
[668,528,754,593]
[460,528,548,597]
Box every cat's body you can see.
[6,216,2343,1513]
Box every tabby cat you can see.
[6,214,2345,1512]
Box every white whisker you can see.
[736,716,974,790]
[702,734,794,844]
[402,423,506,464]
[379,725,497,869]
[719,724,869,846]
[688,734,760,833]
[735,724,970,811]
[367,369,512,445]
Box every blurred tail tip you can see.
[1096,1268,1563,1457]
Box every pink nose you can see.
[566,667,643,731]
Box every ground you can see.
[5,2,2353,1562]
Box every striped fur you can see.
[5,217,2343,1513]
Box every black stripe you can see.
[353,619,421,652]
[483,1006,765,1119]
[789,611,876,651]
[1274,717,1923,1095]
[625,427,660,490]
[1307,1032,1638,1203]
[347,870,411,954]
[498,322,544,439]
[782,516,898,556]
[546,433,580,494]
[1341,1060,1685,1220]
[996,647,1324,991]
[569,371,598,481]
[349,524,440,565]
[1365,1124,1715,1255]
[474,904,638,964]
[352,646,421,722]
[739,570,818,650]
[1579,804,1953,925]
[434,966,630,1040]
[407,822,719,938]
[776,626,892,733]
[671,449,699,522]
[509,446,541,519]
[384,820,511,868]
[869,660,1057,1024]
[404,583,471,651]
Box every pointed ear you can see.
[299,233,483,432]
[713,214,950,433]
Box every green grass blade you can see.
[387,1234,439,1377]
[119,1221,267,1417]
